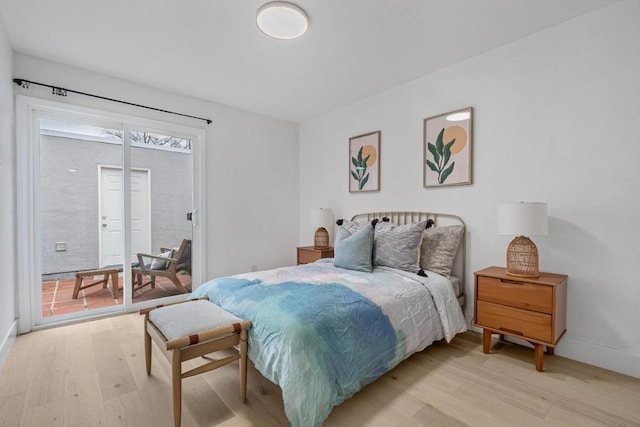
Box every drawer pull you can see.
[500,327,523,336]
[500,279,524,285]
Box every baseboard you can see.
[0,320,18,372]
[466,323,639,379]
[558,336,640,379]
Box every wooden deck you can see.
[41,273,190,317]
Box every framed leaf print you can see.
[349,131,380,193]
[424,107,473,188]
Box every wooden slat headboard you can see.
[350,211,467,302]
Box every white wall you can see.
[12,54,300,279]
[299,0,640,378]
[0,13,17,368]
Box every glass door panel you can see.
[129,129,193,303]
[38,114,125,321]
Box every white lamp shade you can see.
[498,202,548,236]
[310,208,333,229]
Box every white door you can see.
[100,167,150,267]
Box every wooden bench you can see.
[140,297,251,427]
[73,268,120,299]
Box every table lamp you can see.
[310,208,333,249]
[498,202,548,278]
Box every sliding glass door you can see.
[17,97,204,329]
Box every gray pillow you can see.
[333,225,374,272]
[373,220,427,273]
[150,250,173,270]
[420,225,464,276]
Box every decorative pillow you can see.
[150,250,173,270]
[335,218,372,234]
[420,225,464,277]
[373,220,428,273]
[333,224,374,272]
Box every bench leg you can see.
[172,350,182,427]
[144,320,152,375]
[72,276,83,299]
[240,329,248,401]
[110,271,119,299]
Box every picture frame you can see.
[349,131,381,193]
[423,107,473,188]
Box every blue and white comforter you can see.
[192,259,467,426]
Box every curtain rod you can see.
[13,78,212,125]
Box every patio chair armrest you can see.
[137,252,178,265]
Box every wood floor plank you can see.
[200,357,288,427]
[326,381,425,427]
[181,374,235,426]
[1,314,639,427]
[451,385,544,427]
[0,391,26,426]
[543,405,616,427]
[91,328,139,402]
[413,351,550,418]
[119,338,177,426]
[19,401,64,426]
[18,326,65,355]
[63,373,107,426]
[409,380,511,427]
[0,352,32,398]
[383,357,460,396]
[335,369,427,418]
[411,402,470,427]
[482,357,640,426]
[63,321,98,380]
[103,390,154,427]
[328,396,425,427]
[23,349,65,409]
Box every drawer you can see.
[476,300,552,343]
[477,276,552,313]
[297,249,319,264]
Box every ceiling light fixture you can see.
[257,1,309,40]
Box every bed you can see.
[192,211,468,427]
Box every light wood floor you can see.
[1,313,639,427]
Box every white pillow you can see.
[150,250,173,270]
[420,225,464,276]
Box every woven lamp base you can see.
[314,227,330,249]
[506,236,540,278]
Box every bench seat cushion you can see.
[149,300,242,341]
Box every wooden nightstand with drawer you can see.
[473,266,567,372]
[297,246,334,265]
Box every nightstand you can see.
[297,246,334,265]
[473,266,567,372]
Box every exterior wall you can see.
[40,135,192,276]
